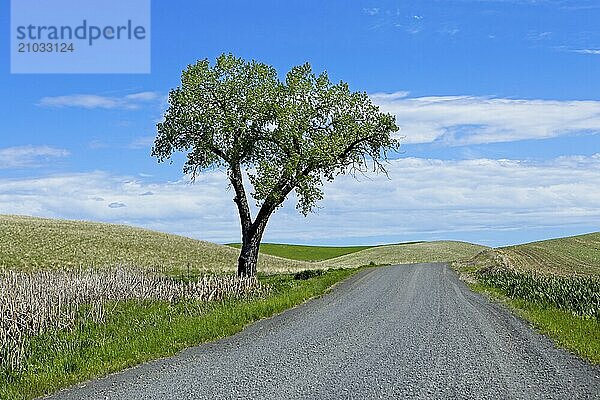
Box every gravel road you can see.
[47,263,600,399]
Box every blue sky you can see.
[1,0,599,247]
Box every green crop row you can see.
[478,267,600,320]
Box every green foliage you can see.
[0,269,358,400]
[153,53,400,216]
[478,267,600,320]
[293,269,324,280]
[227,243,376,261]
[153,55,279,173]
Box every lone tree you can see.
[153,54,399,277]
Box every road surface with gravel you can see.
[47,263,600,399]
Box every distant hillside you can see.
[320,241,487,268]
[227,243,381,261]
[498,232,600,276]
[0,215,495,274]
[0,215,310,274]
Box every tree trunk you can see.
[237,219,268,277]
[229,162,291,277]
[237,233,260,277]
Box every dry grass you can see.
[0,215,311,274]
[319,241,487,268]
[0,266,264,371]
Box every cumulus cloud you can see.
[370,93,600,145]
[0,170,238,242]
[0,155,598,245]
[0,146,70,169]
[271,154,600,244]
[38,91,161,110]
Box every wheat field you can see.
[0,215,311,274]
[320,241,487,268]
[499,232,600,276]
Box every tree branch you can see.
[252,179,295,233]
[210,145,229,162]
[338,133,380,160]
[228,163,252,233]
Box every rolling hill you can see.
[0,215,311,274]
[1,215,490,274]
[226,243,380,261]
[498,232,600,276]
[320,241,487,268]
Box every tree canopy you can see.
[153,54,399,276]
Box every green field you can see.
[227,243,380,261]
[0,215,311,274]
[226,240,484,265]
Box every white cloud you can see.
[572,49,600,55]
[363,7,380,15]
[38,91,161,110]
[279,155,600,242]
[370,91,411,102]
[0,170,238,242]
[0,146,70,169]
[124,92,160,101]
[129,136,156,150]
[440,27,460,35]
[527,31,552,41]
[371,93,600,145]
[0,155,598,246]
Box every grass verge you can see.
[0,268,358,400]
[463,279,600,365]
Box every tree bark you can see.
[237,218,269,277]
[237,240,259,277]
